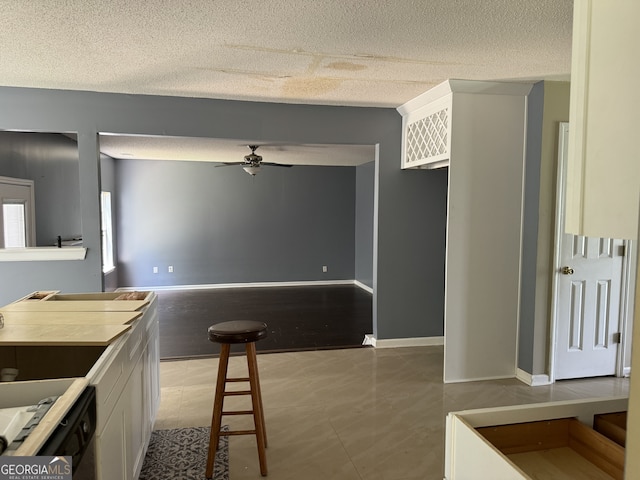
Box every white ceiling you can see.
[98,135,375,166]
[1,0,573,166]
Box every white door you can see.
[553,124,625,380]
[554,235,624,379]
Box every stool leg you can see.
[246,342,268,476]
[206,343,230,479]
[249,343,268,448]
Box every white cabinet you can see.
[445,397,628,479]
[398,91,452,169]
[398,80,532,170]
[90,295,159,480]
[565,0,640,240]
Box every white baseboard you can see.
[516,368,552,386]
[363,335,444,348]
[118,279,358,292]
[444,374,517,384]
[354,280,373,294]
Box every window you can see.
[101,191,115,273]
[0,176,35,248]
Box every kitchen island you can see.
[0,291,160,480]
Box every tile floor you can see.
[156,346,629,480]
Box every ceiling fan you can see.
[217,145,292,176]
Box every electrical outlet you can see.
[168,265,174,273]
[322,265,328,273]
[153,266,158,274]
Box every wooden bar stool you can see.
[206,320,268,478]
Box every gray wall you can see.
[0,131,81,246]
[114,159,356,287]
[375,165,448,339]
[0,86,448,341]
[355,161,374,288]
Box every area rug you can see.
[139,426,229,480]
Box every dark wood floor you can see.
[156,285,373,359]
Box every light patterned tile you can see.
[155,346,630,480]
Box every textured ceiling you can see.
[1,0,573,165]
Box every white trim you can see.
[0,247,87,261]
[618,239,635,377]
[365,335,444,349]
[397,79,533,116]
[117,279,366,292]
[362,334,375,346]
[443,374,515,384]
[549,122,570,383]
[354,280,373,294]
[516,369,552,386]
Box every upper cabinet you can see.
[397,80,532,170]
[565,0,640,240]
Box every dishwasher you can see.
[36,386,97,479]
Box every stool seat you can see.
[208,320,268,344]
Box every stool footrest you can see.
[227,377,250,382]
[223,390,251,396]
[220,429,257,437]
[223,410,254,416]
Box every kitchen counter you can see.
[0,291,149,346]
[0,311,141,346]
[0,291,160,479]
[2,290,150,313]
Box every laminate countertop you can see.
[0,294,149,346]
[1,300,148,313]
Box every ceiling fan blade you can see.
[261,162,292,168]
[215,162,243,167]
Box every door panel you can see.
[555,233,623,380]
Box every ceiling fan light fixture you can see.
[243,165,260,176]
[244,145,262,164]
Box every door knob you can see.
[561,266,574,275]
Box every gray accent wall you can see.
[0,86,448,341]
[114,159,356,287]
[375,165,448,339]
[355,161,374,288]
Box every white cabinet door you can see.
[565,0,640,240]
[128,355,146,480]
[96,392,127,480]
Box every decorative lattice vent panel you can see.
[405,107,450,165]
